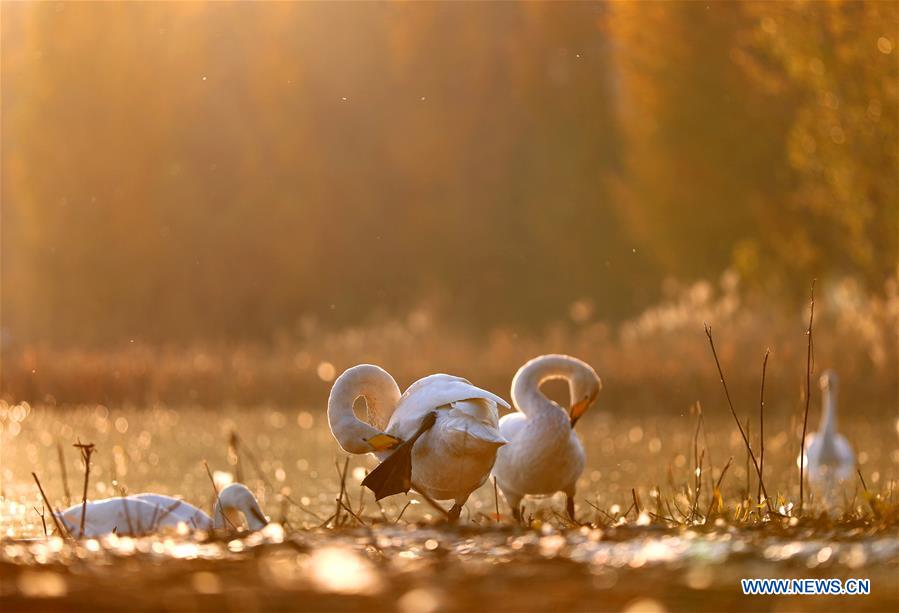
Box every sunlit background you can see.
[3,1,896,342]
[1,3,898,610]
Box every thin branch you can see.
[338,499,367,526]
[799,279,816,514]
[73,441,95,538]
[204,460,237,531]
[32,472,67,539]
[703,324,772,511]
[857,469,880,519]
[34,505,48,538]
[333,457,349,527]
[410,482,450,519]
[393,501,412,524]
[758,349,770,504]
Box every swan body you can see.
[55,483,267,537]
[798,370,855,505]
[328,365,510,518]
[493,355,601,521]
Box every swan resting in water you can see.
[798,370,856,506]
[54,483,267,537]
[328,364,509,520]
[492,355,601,522]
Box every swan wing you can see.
[388,374,510,436]
[133,493,212,528]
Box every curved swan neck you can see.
[511,355,584,418]
[213,484,267,530]
[328,364,402,453]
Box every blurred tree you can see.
[1,1,895,346]
[738,0,898,287]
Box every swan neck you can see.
[511,356,576,419]
[327,365,401,453]
[213,485,267,530]
[820,387,837,436]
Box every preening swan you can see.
[798,370,855,505]
[328,364,510,520]
[55,483,267,537]
[492,355,601,522]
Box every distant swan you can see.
[798,370,855,505]
[55,483,267,537]
[328,364,509,520]
[492,355,601,522]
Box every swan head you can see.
[214,483,268,531]
[53,510,78,537]
[328,364,404,454]
[819,369,839,393]
[568,363,602,426]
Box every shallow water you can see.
[1,403,897,611]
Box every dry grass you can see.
[3,274,897,410]
[1,275,897,610]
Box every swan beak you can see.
[365,433,403,451]
[569,398,590,427]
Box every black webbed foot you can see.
[362,443,414,500]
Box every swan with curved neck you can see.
[328,364,510,520]
[55,483,267,537]
[492,354,601,522]
[799,370,855,506]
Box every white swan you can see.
[492,355,601,522]
[798,370,855,505]
[54,483,267,537]
[327,364,510,520]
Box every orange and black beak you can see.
[569,396,592,427]
[365,433,403,451]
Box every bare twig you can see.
[703,324,772,511]
[410,482,450,519]
[857,469,881,519]
[204,460,237,531]
[73,440,96,537]
[394,501,412,524]
[799,280,816,514]
[758,349,769,504]
[338,499,367,526]
[333,457,350,527]
[632,488,642,515]
[32,472,67,539]
[56,442,71,507]
[744,418,751,501]
[34,505,48,538]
